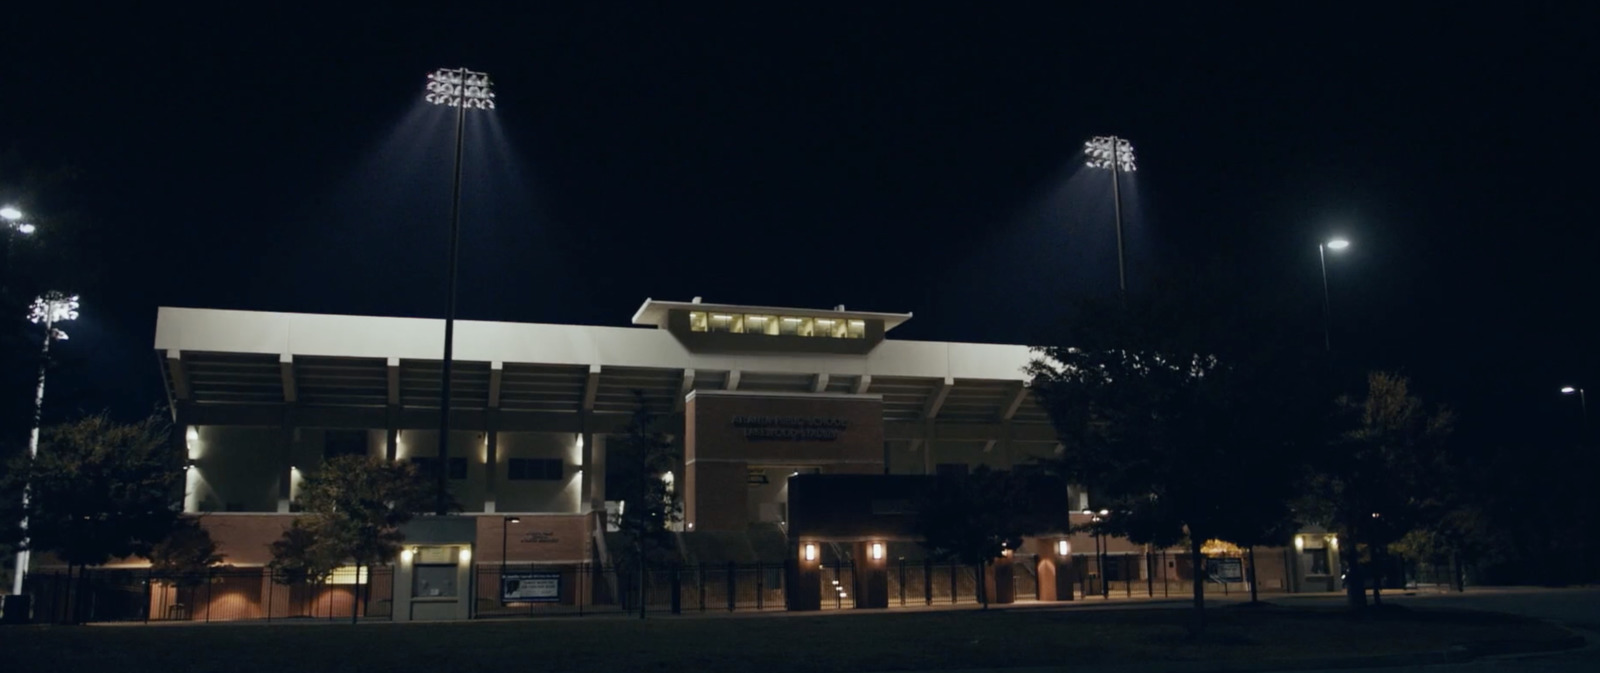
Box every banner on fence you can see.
[1206,558,1243,582]
[502,572,561,603]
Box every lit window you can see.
[689,311,708,332]
[847,320,866,339]
[779,316,803,336]
[709,313,736,332]
[745,314,779,335]
[815,318,846,338]
[797,317,816,337]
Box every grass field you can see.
[0,603,1575,673]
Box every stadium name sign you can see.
[732,415,849,441]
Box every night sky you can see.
[1,5,1594,449]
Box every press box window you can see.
[412,457,468,480]
[688,311,709,332]
[708,313,743,333]
[508,458,564,481]
[847,320,866,339]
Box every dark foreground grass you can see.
[0,604,1574,673]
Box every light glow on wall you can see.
[803,543,817,562]
[870,542,884,560]
[1057,540,1070,556]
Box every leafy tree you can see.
[1307,371,1452,608]
[147,517,227,588]
[0,414,184,572]
[914,466,1055,608]
[607,392,680,619]
[266,455,434,622]
[1029,274,1318,632]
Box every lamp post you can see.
[1318,238,1350,352]
[1083,508,1110,598]
[501,515,521,592]
[10,292,80,596]
[1561,386,1588,429]
[1084,136,1137,297]
[422,68,495,515]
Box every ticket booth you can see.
[393,517,477,621]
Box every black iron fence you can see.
[20,552,1287,624]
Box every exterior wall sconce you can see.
[870,542,885,561]
[401,548,415,564]
[1057,540,1071,556]
[1328,535,1339,551]
[1294,535,1305,552]
[803,543,818,562]
[459,547,472,563]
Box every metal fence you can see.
[21,553,1278,624]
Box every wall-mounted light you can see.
[1057,540,1070,556]
[870,542,885,561]
[400,548,415,563]
[1328,535,1339,550]
[1294,535,1305,552]
[459,547,472,563]
[803,543,817,562]
[1002,548,1013,558]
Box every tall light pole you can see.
[1561,386,1588,429]
[1318,238,1350,352]
[11,292,80,596]
[423,68,495,515]
[1084,136,1137,297]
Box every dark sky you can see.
[1,4,1595,446]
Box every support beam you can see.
[167,351,190,401]
[982,439,997,453]
[675,369,695,412]
[279,353,297,403]
[811,373,830,393]
[582,364,601,411]
[1000,382,1028,421]
[853,375,872,395]
[387,357,400,406]
[488,361,503,409]
[922,377,954,420]
[725,370,741,391]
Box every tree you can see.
[914,466,1057,608]
[266,455,434,623]
[1307,371,1452,609]
[607,392,680,619]
[0,414,184,622]
[147,517,226,588]
[1029,273,1319,632]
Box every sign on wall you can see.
[1206,558,1244,583]
[732,415,849,441]
[501,572,561,603]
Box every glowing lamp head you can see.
[1056,540,1070,556]
[459,547,472,562]
[803,543,818,562]
[1325,239,1350,251]
[870,542,885,561]
[1084,135,1136,172]
[13,223,34,235]
[425,67,495,109]
[1561,386,1578,394]
[0,206,21,220]
[1294,535,1305,551]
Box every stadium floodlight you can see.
[422,67,495,515]
[1083,135,1137,295]
[1083,135,1136,172]
[425,68,495,109]
[0,206,21,220]
[11,292,82,596]
[2,205,34,235]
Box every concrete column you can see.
[277,408,295,513]
[579,411,594,510]
[587,434,607,514]
[385,405,399,461]
[178,423,198,513]
[1037,548,1076,601]
[484,411,499,514]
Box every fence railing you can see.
[22,552,1300,624]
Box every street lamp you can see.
[501,515,521,588]
[423,67,495,515]
[1084,136,1137,296]
[1318,238,1351,352]
[1082,508,1111,598]
[1560,386,1587,428]
[11,292,80,596]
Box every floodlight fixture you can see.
[0,206,21,220]
[1325,239,1351,251]
[425,68,495,109]
[1084,135,1136,172]
[29,292,80,341]
[1561,386,1578,395]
